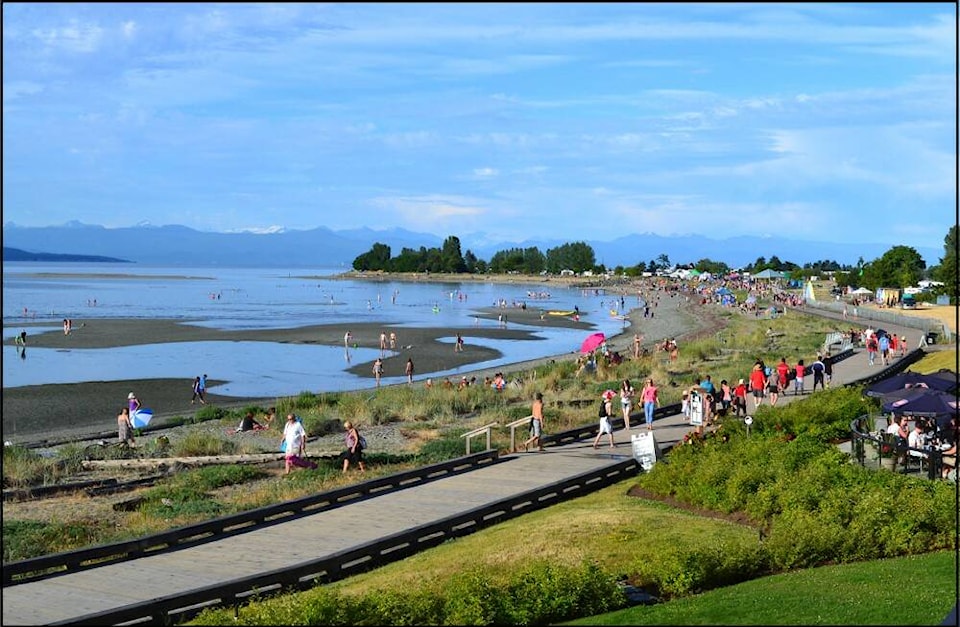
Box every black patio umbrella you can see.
[881,388,959,418]
[865,371,958,398]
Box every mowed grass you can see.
[907,349,958,376]
[565,549,957,626]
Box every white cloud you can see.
[32,19,104,53]
[471,168,498,179]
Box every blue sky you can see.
[3,3,956,251]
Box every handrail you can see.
[506,415,534,452]
[2,450,501,587]
[461,422,499,454]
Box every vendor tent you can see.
[753,269,785,280]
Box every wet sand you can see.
[3,297,707,445]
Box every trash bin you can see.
[926,332,938,345]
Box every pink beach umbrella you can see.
[580,332,606,354]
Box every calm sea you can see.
[2,264,628,397]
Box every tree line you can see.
[352,227,956,303]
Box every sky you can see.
[2,3,956,251]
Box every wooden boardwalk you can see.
[1,314,939,625]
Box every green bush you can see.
[194,561,623,626]
[3,519,108,563]
[194,405,228,423]
[171,432,238,457]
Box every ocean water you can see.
[2,264,630,397]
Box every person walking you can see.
[766,367,780,406]
[373,357,384,388]
[640,378,660,430]
[810,355,826,391]
[824,352,834,388]
[878,333,891,366]
[794,359,806,395]
[866,334,878,366]
[117,407,135,447]
[776,358,790,394]
[592,390,616,449]
[455,333,464,352]
[198,374,207,404]
[619,379,635,430]
[521,392,546,452]
[341,421,367,473]
[405,358,414,384]
[190,376,206,405]
[379,331,388,355]
[281,414,317,474]
[749,363,766,410]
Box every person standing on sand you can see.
[455,333,464,352]
[128,392,142,416]
[389,331,397,351]
[373,357,384,387]
[198,374,208,404]
[521,392,545,452]
[379,331,388,355]
[191,376,206,405]
[344,330,353,349]
[405,358,414,384]
[118,407,135,447]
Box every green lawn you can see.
[565,549,957,626]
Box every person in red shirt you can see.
[733,378,748,416]
[793,359,805,395]
[749,363,767,410]
[776,357,790,393]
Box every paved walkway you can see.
[0,311,938,625]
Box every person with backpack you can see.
[592,390,616,449]
[866,334,878,366]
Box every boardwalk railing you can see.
[3,451,501,587]
[49,458,641,627]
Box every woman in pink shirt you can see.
[641,378,660,430]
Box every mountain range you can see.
[1,221,943,270]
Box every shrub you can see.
[194,405,228,423]
[3,519,108,563]
[171,432,239,457]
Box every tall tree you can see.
[440,236,466,273]
[861,245,926,289]
[933,225,957,304]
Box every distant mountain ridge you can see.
[2,247,131,263]
[1,222,941,269]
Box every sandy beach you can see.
[3,293,709,446]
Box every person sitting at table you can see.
[939,442,957,480]
[907,420,928,469]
